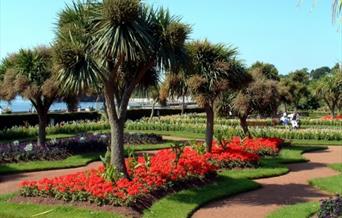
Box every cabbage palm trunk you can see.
[205,104,214,152]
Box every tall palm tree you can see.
[54,0,190,177]
[187,40,247,152]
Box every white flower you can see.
[50,138,57,144]
[24,143,33,152]
[12,140,19,146]
[79,137,86,143]
[100,134,107,139]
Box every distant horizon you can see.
[1,0,341,74]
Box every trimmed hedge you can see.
[0,112,101,129]
[0,108,204,130]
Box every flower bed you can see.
[19,137,279,207]
[228,137,284,156]
[0,133,163,164]
[321,115,342,120]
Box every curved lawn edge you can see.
[309,163,342,195]
[266,202,320,218]
[266,162,342,218]
[0,194,123,218]
[143,176,260,218]
[143,145,327,218]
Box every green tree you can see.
[280,69,310,110]
[314,70,342,118]
[54,0,190,177]
[249,61,280,80]
[187,40,247,152]
[310,66,331,80]
[0,47,59,146]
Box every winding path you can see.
[192,146,342,218]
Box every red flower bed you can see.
[321,115,342,120]
[228,137,284,156]
[19,137,282,206]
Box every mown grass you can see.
[0,194,122,218]
[309,163,342,195]
[143,145,326,218]
[266,202,320,218]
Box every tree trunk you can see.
[331,107,336,118]
[205,105,214,153]
[239,115,251,138]
[181,95,185,115]
[37,109,48,146]
[149,99,157,120]
[103,87,128,178]
[284,103,288,113]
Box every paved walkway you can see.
[192,146,342,218]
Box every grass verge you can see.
[143,145,326,218]
[266,202,320,218]
[0,194,122,218]
[309,163,342,195]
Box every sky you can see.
[0,0,341,74]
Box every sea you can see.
[0,96,160,113]
[0,96,104,113]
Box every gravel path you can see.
[192,146,342,218]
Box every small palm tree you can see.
[186,40,247,152]
[0,47,59,146]
[54,0,190,177]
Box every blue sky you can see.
[0,0,341,74]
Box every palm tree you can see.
[54,0,190,177]
[187,40,247,152]
[0,47,59,146]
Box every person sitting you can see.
[289,112,300,129]
[280,113,289,128]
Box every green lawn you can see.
[0,141,176,174]
[143,145,326,218]
[309,163,342,195]
[0,194,122,218]
[266,202,320,218]
[0,152,101,175]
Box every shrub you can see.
[0,133,163,164]
[318,195,342,218]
